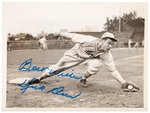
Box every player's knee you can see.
[87,60,102,74]
[91,60,101,68]
[87,66,100,75]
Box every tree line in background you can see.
[8,11,144,41]
[103,11,144,32]
[7,32,60,41]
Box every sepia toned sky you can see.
[3,2,147,36]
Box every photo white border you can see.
[1,0,149,112]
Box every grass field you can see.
[6,48,144,109]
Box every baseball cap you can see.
[101,32,118,42]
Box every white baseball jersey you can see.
[50,33,116,74]
[42,32,126,84]
[59,32,116,72]
[39,37,47,49]
[39,37,47,44]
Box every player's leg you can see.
[39,55,85,81]
[38,57,68,81]
[41,43,44,49]
[43,43,47,50]
[28,53,84,84]
[128,43,130,48]
[80,59,102,86]
[134,43,137,48]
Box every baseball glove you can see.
[121,82,140,92]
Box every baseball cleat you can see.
[80,78,87,87]
[27,78,40,85]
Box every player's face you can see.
[100,39,114,52]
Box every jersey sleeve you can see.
[60,32,97,44]
[100,51,127,84]
[100,51,116,72]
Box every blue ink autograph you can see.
[18,79,81,99]
[47,86,81,99]
[18,58,48,72]
[48,69,81,80]
[18,78,46,94]
[18,58,81,80]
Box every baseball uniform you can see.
[41,32,126,84]
[39,36,47,50]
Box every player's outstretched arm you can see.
[101,52,140,92]
[53,32,75,39]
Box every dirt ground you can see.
[6,48,144,109]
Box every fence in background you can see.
[7,40,143,50]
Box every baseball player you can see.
[134,42,139,48]
[7,33,12,51]
[28,32,140,92]
[39,36,48,50]
[128,38,132,48]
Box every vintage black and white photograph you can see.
[3,1,148,110]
